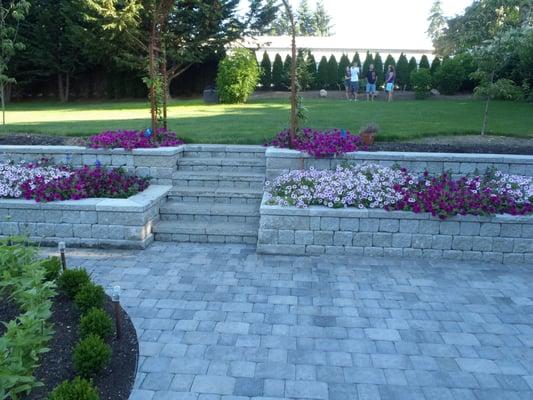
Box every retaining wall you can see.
[265,147,533,180]
[0,185,171,249]
[258,196,533,264]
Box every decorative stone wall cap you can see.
[265,147,308,158]
[132,146,184,155]
[0,145,185,156]
[0,198,42,208]
[0,145,86,153]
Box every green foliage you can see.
[41,256,61,282]
[216,48,260,103]
[419,55,430,70]
[74,283,105,314]
[269,0,332,36]
[410,68,433,99]
[317,56,329,89]
[313,1,332,36]
[48,377,99,400]
[434,57,465,94]
[297,0,314,36]
[296,50,312,90]
[305,53,317,89]
[73,334,112,377]
[57,268,91,299]
[362,52,374,81]
[395,53,409,90]
[407,57,418,89]
[351,52,361,66]
[327,55,338,89]
[338,54,350,84]
[383,54,396,77]
[259,52,272,90]
[79,308,114,339]
[373,53,384,86]
[430,57,441,75]
[474,78,525,101]
[0,237,55,399]
[282,55,292,89]
[454,52,478,91]
[272,53,284,90]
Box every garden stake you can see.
[58,241,67,271]
[112,286,122,339]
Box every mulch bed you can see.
[21,294,138,400]
[0,293,20,336]
[371,141,533,155]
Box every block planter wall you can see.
[265,147,533,180]
[258,196,533,264]
[0,185,171,249]
[0,145,184,185]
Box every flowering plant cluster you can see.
[88,128,184,150]
[265,163,533,219]
[268,128,362,158]
[0,160,149,202]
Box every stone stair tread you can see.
[172,171,265,181]
[179,157,265,167]
[160,201,258,216]
[154,220,258,236]
[169,186,263,198]
[184,144,266,152]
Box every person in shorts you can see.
[344,66,351,100]
[366,64,377,101]
[349,62,360,101]
[385,65,395,102]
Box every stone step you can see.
[168,187,263,205]
[172,171,265,190]
[178,157,265,173]
[153,220,258,244]
[160,201,259,223]
[183,144,265,159]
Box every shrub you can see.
[48,377,99,400]
[327,55,338,89]
[474,78,525,101]
[79,308,114,339]
[282,55,292,89]
[57,268,91,298]
[410,69,433,99]
[74,283,105,313]
[433,58,465,95]
[73,334,112,377]
[272,53,284,90]
[395,53,409,90]
[88,128,184,150]
[216,48,259,103]
[259,51,272,90]
[317,56,329,89]
[41,256,62,281]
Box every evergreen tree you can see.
[313,1,332,36]
[282,54,292,89]
[269,7,292,35]
[373,52,384,86]
[407,56,418,89]
[297,0,314,36]
[317,55,329,89]
[351,52,361,67]
[362,51,374,80]
[430,56,441,75]
[338,54,350,84]
[297,49,312,90]
[327,55,338,89]
[272,53,284,90]
[306,53,318,89]
[427,0,446,48]
[419,55,430,70]
[260,51,272,90]
[383,54,396,78]
[396,53,409,90]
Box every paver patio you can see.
[46,243,533,400]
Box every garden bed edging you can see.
[0,185,171,249]
[258,194,533,264]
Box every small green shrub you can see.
[410,68,433,99]
[41,256,62,282]
[73,334,112,377]
[433,58,465,95]
[74,283,105,313]
[216,48,260,103]
[48,376,99,400]
[57,268,91,298]
[474,78,525,101]
[79,308,114,339]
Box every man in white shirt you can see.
[350,62,360,101]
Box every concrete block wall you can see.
[258,198,533,264]
[0,145,184,185]
[0,185,171,249]
[265,147,533,180]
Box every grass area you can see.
[2,98,533,144]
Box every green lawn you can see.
[3,98,532,144]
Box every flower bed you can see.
[268,128,362,158]
[265,163,533,219]
[1,160,149,202]
[88,128,184,150]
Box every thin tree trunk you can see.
[148,25,158,134]
[281,0,298,147]
[481,70,495,136]
[65,73,70,102]
[1,82,5,126]
[58,73,65,102]
[161,45,168,129]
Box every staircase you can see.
[153,145,266,244]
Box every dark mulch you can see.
[22,294,138,400]
[371,141,533,155]
[0,133,87,146]
[0,293,20,336]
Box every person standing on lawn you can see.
[350,62,360,101]
[385,65,395,102]
[344,66,351,100]
[366,64,377,101]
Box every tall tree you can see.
[272,53,284,90]
[283,54,292,89]
[327,55,338,89]
[430,56,441,75]
[427,0,446,48]
[419,54,430,70]
[313,1,332,36]
[362,51,374,80]
[306,53,317,89]
[317,55,328,89]
[383,54,396,77]
[297,0,314,36]
[338,54,350,84]
[373,52,384,86]
[0,0,30,124]
[260,51,272,90]
[407,56,418,89]
[352,52,361,66]
[269,0,332,37]
[396,53,409,90]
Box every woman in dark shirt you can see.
[385,65,396,102]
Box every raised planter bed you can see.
[0,185,171,249]
[258,194,533,264]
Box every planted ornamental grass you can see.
[265,164,533,219]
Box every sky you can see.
[244,0,474,49]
